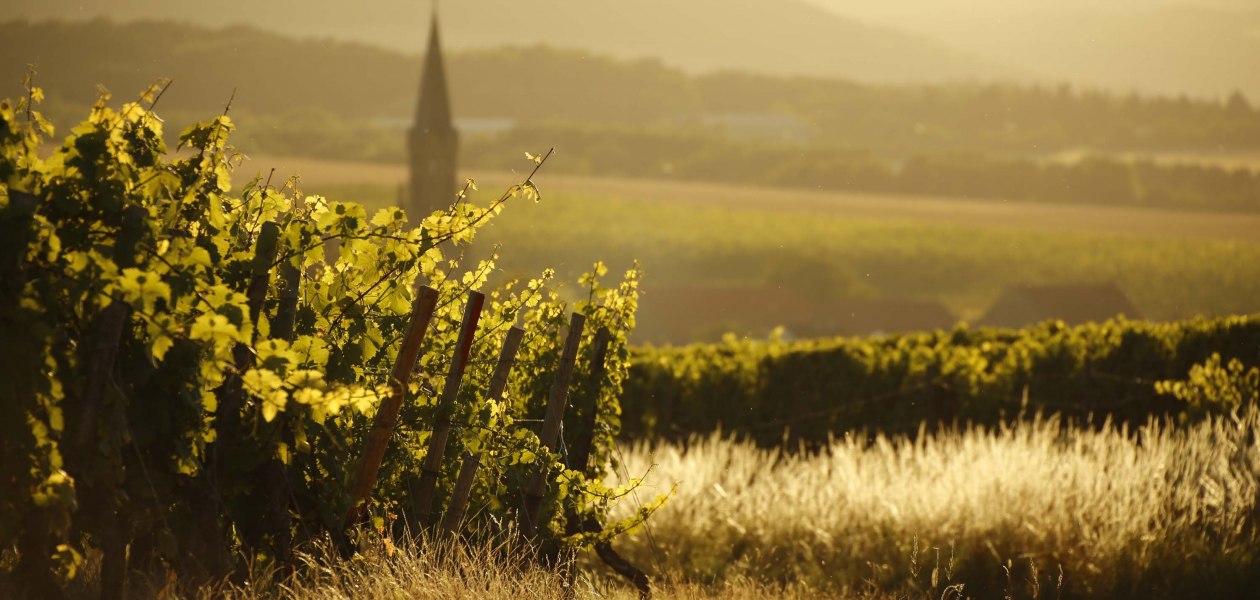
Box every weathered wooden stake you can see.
[258,260,303,565]
[487,327,527,410]
[438,326,525,534]
[206,222,292,566]
[74,206,147,454]
[75,205,146,600]
[342,285,440,529]
[520,312,586,537]
[245,222,281,325]
[5,192,68,599]
[560,327,652,599]
[270,263,301,342]
[412,291,485,527]
[214,221,282,446]
[566,327,612,474]
[439,453,481,535]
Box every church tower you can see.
[408,12,458,219]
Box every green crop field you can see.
[242,155,1260,343]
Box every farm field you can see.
[238,154,1260,339]
[239,154,1260,242]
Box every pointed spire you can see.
[414,6,453,132]
[408,3,459,218]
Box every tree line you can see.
[468,124,1260,213]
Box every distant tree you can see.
[1226,90,1253,115]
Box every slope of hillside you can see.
[0,19,699,121]
[938,7,1260,100]
[4,0,1014,85]
[806,1,1260,98]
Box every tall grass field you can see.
[104,412,1259,599]
[611,413,1260,599]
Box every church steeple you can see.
[408,8,458,219]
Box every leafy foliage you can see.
[622,315,1260,443]
[0,80,653,593]
[1157,353,1260,420]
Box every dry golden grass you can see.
[610,412,1260,598]
[102,534,855,600]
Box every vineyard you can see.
[0,83,663,598]
[308,174,1260,338]
[622,314,1260,442]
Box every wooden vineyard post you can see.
[565,327,612,475]
[0,191,39,300]
[213,221,282,449]
[412,291,485,527]
[270,263,301,343]
[73,206,148,453]
[561,327,653,598]
[75,205,147,600]
[245,222,281,324]
[487,327,528,421]
[1,191,64,599]
[342,285,441,530]
[439,453,482,535]
[520,312,586,538]
[257,260,305,565]
[440,326,526,535]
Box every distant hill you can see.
[3,19,1256,159]
[804,1,1260,99]
[939,7,1260,100]
[3,0,1014,86]
[0,19,699,121]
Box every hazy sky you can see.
[806,0,1260,98]
[804,0,1250,23]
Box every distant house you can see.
[635,284,956,344]
[978,283,1141,328]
